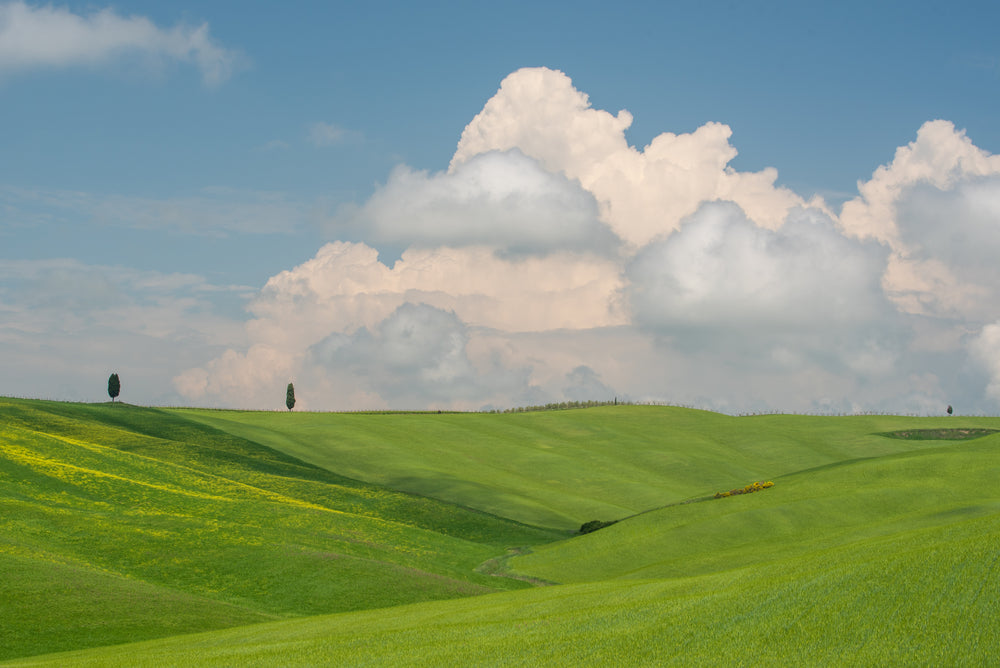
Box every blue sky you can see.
[3,0,1000,412]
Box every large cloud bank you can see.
[175,67,1000,414]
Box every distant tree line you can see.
[487,399,632,414]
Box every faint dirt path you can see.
[475,546,559,586]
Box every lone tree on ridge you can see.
[285,382,296,411]
[108,373,120,403]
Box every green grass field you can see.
[176,407,986,529]
[2,398,998,665]
[0,399,559,661]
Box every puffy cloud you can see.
[562,365,616,402]
[247,240,625,343]
[885,175,1000,320]
[337,149,618,257]
[170,69,1000,414]
[172,344,296,408]
[626,202,902,376]
[307,303,531,409]
[840,120,1000,246]
[173,241,625,410]
[453,67,810,247]
[897,177,1000,268]
[176,303,542,411]
[0,1,240,85]
[827,122,1000,408]
[970,323,1000,403]
[840,121,1000,318]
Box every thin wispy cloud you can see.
[0,1,242,85]
[2,185,308,236]
[308,122,356,147]
[258,139,290,151]
[0,258,250,404]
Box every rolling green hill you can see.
[0,398,560,661]
[3,399,999,665]
[509,434,1000,583]
[178,406,996,529]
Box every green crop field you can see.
[2,398,998,666]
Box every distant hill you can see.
[179,405,998,528]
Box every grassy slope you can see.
[510,434,1000,582]
[0,399,561,661]
[4,402,999,665]
[9,509,998,666]
[178,406,994,529]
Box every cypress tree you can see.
[285,382,296,411]
[108,373,120,403]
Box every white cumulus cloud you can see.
[840,120,1000,247]
[627,202,902,375]
[173,240,626,410]
[307,303,532,409]
[840,120,1000,318]
[453,67,812,247]
[970,323,1000,403]
[248,241,625,340]
[339,149,619,256]
[172,68,1000,414]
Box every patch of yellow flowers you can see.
[714,481,774,499]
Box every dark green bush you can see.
[579,520,617,535]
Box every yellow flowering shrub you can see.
[714,481,774,499]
